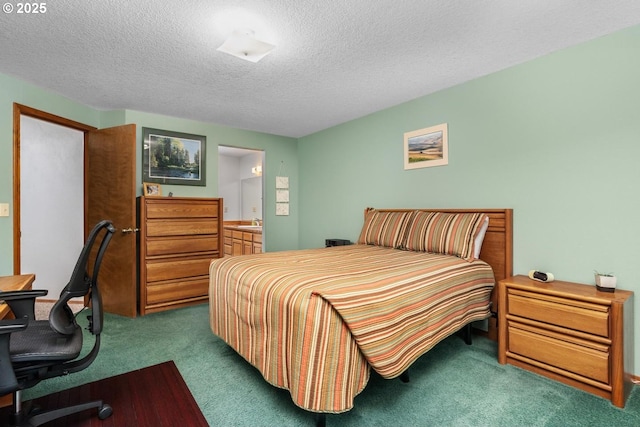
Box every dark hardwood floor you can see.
[0,361,208,426]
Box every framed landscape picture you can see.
[142,127,206,186]
[403,123,448,170]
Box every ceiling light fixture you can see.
[217,29,275,63]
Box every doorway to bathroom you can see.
[218,145,265,252]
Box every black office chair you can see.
[0,220,115,426]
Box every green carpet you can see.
[23,304,640,426]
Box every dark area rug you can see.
[0,361,207,427]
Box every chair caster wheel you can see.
[98,404,113,420]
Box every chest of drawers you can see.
[498,275,634,407]
[138,197,223,315]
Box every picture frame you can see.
[276,189,289,202]
[142,127,206,186]
[143,182,162,197]
[403,123,448,170]
[276,203,290,216]
[275,176,289,189]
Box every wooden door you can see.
[86,124,137,317]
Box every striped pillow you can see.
[403,211,488,261]
[357,209,414,248]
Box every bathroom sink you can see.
[236,225,262,230]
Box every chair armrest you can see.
[0,317,27,395]
[0,289,48,320]
[0,317,28,334]
[0,289,48,300]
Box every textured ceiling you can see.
[1,1,640,138]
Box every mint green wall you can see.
[99,109,127,128]
[0,75,298,275]
[299,25,640,373]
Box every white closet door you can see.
[20,115,84,298]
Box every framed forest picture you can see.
[142,127,206,186]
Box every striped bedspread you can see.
[209,244,495,413]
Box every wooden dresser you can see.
[138,197,223,315]
[498,275,634,407]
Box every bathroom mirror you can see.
[241,176,262,221]
[218,145,264,223]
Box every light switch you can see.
[0,203,9,217]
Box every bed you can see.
[209,208,513,419]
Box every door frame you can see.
[218,145,266,251]
[12,103,97,274]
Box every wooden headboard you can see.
[364,208,513,340]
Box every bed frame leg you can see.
[460,323,472,345]
[315,413,326,427]
[399,370,410,383]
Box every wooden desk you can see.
[0,274,35,408]
[0,274,35,319]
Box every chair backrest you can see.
[49,220,115,335]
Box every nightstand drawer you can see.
[508,323,610,384]
[508,289,609,337]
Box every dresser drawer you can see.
[146,277,209,305]
[508,289,609,337]
[145,200,219,219]
[145,257,212,283]
[147,219,219,237]
[508,323,610,384]
[147,236,218,257]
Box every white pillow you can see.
[473,215,490,259]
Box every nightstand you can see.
[498,275,634,408]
